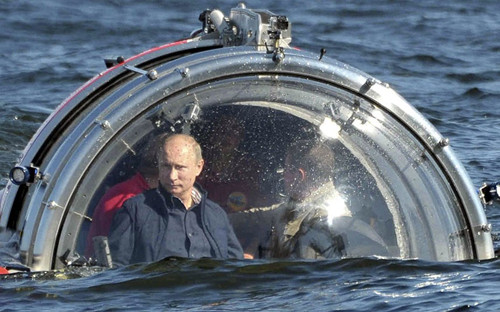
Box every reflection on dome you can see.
[319,117,341,140]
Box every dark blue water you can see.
[1,0,500,310]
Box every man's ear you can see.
[196,159,205,176]
[298,168,306,181]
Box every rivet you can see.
[439,138,449,147]
[147,69,158,80]
[177,68,189,78]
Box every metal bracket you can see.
[123,64,158,81]
[434,137,449,152]
[479,182,499,205]
[360,78,377,94]
[43,200,92,221]
[473,223,492,233]
[94,119,112,131]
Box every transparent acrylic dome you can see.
[61,71,475,264]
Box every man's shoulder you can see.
[203,198,226,214]
[117,189,165,223]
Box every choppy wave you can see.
[2,257,500,311]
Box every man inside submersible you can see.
[229,139,389,260]
[107,134,244,266]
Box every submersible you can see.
[0,4,494,271]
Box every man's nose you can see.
[169,168,178,180]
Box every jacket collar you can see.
[156,182,207,207]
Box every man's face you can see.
[159,137,204,199]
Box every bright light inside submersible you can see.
[319,117,341,139]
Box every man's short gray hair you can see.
[158,133,203,162]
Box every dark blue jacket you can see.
[108,183,244,266]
